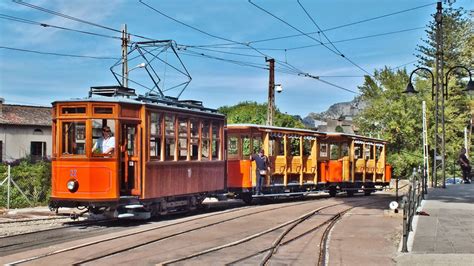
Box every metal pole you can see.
[7,164,10,210]
[438,1,446,189]
[122,24,129,88]
[266,58,275,126]
[433,2,443,188]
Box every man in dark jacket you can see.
[458,147,471,184]
[250,149,270,195]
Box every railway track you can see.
[156,198,385,265]
[3,196,334,265]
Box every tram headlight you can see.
[67,179,79,193]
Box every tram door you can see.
[121,123,141,196]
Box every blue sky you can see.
[0,0,472,117]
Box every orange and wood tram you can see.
[50,86,391,219]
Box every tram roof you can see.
[52,95,224,118]
[227,123,326,135]
[322,132,387,143]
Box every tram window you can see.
[164,115,176,160]
[290,138,300,156]
[365,145,373,160]
[190,120,199,160]
[91,119,116,156]
[94,107,113,114]
[242,136,251,157]
[201,121,210,160]
[277,138,284,156]
[320,143,328,158]
[62,106,86,114]
[303,139,311,156]
[330,144,339,160]
[211,123,220,160]
[354,146,362,159]
[228,136,239,159]
[62,121,86,155]
[376,145,383,159]
[178,118,188,160]
[252,136,262,154]
[341,143,349,157]
[150,113,162,159]
[268,138,277,156]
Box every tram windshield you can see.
[61,121,86,155]
[91,119,116,157]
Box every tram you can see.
[50,86,226,218]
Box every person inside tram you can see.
[92,126,115,155]
[458,147,471,184]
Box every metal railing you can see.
[401,168,424,253]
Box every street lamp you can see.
[404,66,474,189]
[403,67,435,196]
[124,63,146,87]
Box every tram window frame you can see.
[61,106,86,115]
[354,145,363,159]
[190,119,199,160]
[289,137,300,156]
[227,135,239,159]
[211,122,221,160]
[319,143,328,158]
[201,121,210,161]
[178,118,189,160]
[164,114,176,161]
[303,138,312,156]
[341,143,349,157]
[268,137,277,157]
[329,143,340,160]
[252,135,262,154]
[61,121,87,156]
[365,145,373,160]
[242,135,251,158]
[150,112,162,160]
[376,145,383,159]
[277,137,284,156]
[91,119,116,157]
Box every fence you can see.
[0,165,32,209]
[401,168,425,253]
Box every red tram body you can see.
[50,87,392,218]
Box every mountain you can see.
[303,98,365,128]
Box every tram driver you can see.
[92,126,115,155]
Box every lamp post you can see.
[403,67,435,196]
[404,67,474,189]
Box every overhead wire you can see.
[139,0,360,95]
[0,14,122,40]
[12,0,154,41]
[187,2,435,47]
[0,46,119,60]
[249,0,373,78]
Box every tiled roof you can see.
[0,104,51,126]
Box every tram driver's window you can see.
[91,119,116,156]
[62,121,86,155]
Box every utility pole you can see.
[266,58,275,126]
[121,24,130,88]
[433,2,445,188]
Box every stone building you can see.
[0,98,52,162]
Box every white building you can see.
[0,98,52,162]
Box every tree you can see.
[218,101,305,128]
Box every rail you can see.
[401,168,424,253]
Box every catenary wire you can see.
[0,46,119,60]
[0,14,122,40]
[13,0,154,41]
[249,0,373,78]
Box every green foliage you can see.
[0,159,51,208]
[218,101,305,128]
[335,125,344,133]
